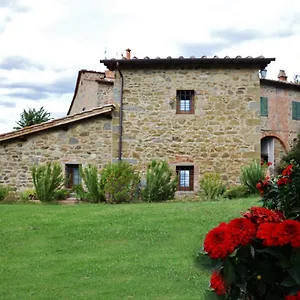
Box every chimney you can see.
[105,70,115,80]
[278,70,288,82]
[126,48,131,60]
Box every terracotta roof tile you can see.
[0,104,115,143]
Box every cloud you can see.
[0,0,30,12]
[180,42,228,57]
[0,100,16,108]
[6,91,51,100]
[0,75,75,100]
[0,119,8,124]
[0,56,45,71]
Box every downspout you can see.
[116,62,124,161]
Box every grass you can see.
[0,197,258,300]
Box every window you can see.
[260,97,268,117]
[292,101,300,120]
[176,166,194,191]
[65,164,81,188]
[176,90,195,114]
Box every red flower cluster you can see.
[243,206,284,225]
[228,218,256,246]
[256,176,270,195]
[285,291,300,300]
[203,223,235,259]
[277,177,291,186]
[257,219,300,247]
[210,271,226,295]
[282,165,293,177]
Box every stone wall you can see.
[0,116,112,191]
[115,67,261,191]
[261,84,300,149]
[69,72,113,115]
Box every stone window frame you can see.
[176,90,195,114]
[65,164,81,188]
[176,165,194,191]
[292,101,300,120]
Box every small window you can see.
[292,101,300,120]
[176,90,195,114]
[260,97,268,117]
[176,166,194,191]
[65,164,81,188]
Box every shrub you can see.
[223,185,251,199]
[199,206,300,299]
[281,134,300,167]
[100,161,140,203]
[80,165,104,203]
[257,161,300,220]
[0,186,10,201]
[31,162,64,202]
[20,189,37,201]
[142,160,177,202]
[54,189,70,200]
[199,173,226,201]
[240,160,266,194]
[71,184,88,201]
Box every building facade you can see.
[1,52,300,195]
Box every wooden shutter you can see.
[292,101,300,120]
[260,97,268,117]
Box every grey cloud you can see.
[0,119,8,124]
[0,100,16,108]
[0,56,45,71]
[180,28,296,57]
[0,76,75,101]
[6,91,51,100]
[180,42,228,57]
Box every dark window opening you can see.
[65,164,81,188]
[176,166,194,191]
[176,90,195,114]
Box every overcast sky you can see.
[1,0,300,134]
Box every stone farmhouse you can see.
[1,49,300,195]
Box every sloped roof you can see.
[101,55,275,71]
[0,104,115,143]
[260,79,300,91]
[67,69,112,115]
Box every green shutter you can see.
[260,97,268,117]
[292,101,300,120]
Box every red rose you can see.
[274,220,300,247]
[243,207,284,225]
[256,223,279,246]
[277,177,291,186]
[256,182,262,189]
[210,271,226,295]
[282,165,293,177]
[228,218,256,246]
[267,162,272,166]
[204,223,235,259]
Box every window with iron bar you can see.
[176,90,195,114]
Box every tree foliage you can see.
[14,107,52,130]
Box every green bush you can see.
[142,160,177,202]
[20,189,37,201]
[54,189,70,200]
[240,160,266,194]
[199,173,226,201]
[80,165,104,203]
[0,186,10,201]
[100,161,140,203]
[223,185,251,199]
[32,162,64,202]
[280,134,300,168]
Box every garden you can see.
[1,139,300,299]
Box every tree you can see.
[14,107,52,130]
[293,74,300,84]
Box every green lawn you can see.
[0,198,258,300]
